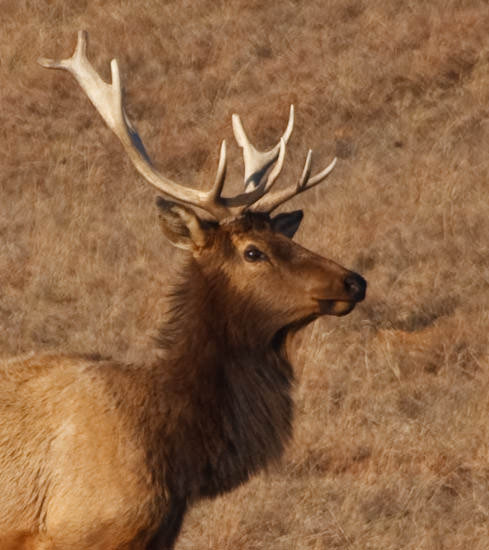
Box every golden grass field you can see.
[1,0,489,548]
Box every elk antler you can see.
[253,151,337,213]
[39,31,337,221]
[232,105,294,191]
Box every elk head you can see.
[158,200,364,335]
[38,31,366,338]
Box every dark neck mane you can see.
[154,258,295,501]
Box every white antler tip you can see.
[288,104,295,122]
[283,105,294,143]
[37,56,56,69]
[298,149,313,189]
[110,58,121,87]
[232,113,249,148]
[75,30,88,59]
[218,139,227,169]
[307,156,337,186]
[213,140,227,193]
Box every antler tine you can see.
[215,137,288,219]
[211,140,227,200]
[252,152,337,214]
[232,105,294,191]
[39,31,124,134]
[263,137,286,193]
[38,31,231,220]
[298,149,313,188]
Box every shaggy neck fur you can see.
[154,257,295,502]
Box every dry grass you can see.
[1,0,489,548]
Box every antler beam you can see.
[38,31,237,220]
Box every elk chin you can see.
[317,300,357,316]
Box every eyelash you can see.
[244,245,268,262]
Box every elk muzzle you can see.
[344,272,367,302]
[317,270,367,316]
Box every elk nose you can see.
[344,273,367,301]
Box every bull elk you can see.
[0,32,366,549]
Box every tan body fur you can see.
[0,354,162,549]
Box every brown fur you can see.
[0,212,365,549]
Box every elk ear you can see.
[270,210,304,239]
[156,197,207,251]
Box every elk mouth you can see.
[317,299,358,316]
[313,273,367,316]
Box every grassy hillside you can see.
[1,1,489,548]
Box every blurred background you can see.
[1,1,489,548]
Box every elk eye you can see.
[244,245,267,262]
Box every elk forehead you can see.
[216,215,292,256]
[203,214,316,268]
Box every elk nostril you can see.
[344,273,367,301]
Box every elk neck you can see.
[152,255,295,501]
